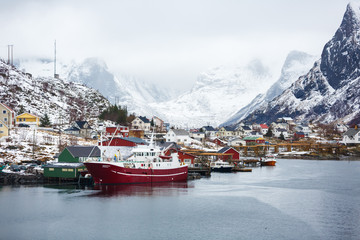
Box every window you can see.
[4,118,7,122]
[68,169,74,172]
[0,124,2,127]
[2,110,6,114]
[62,169,68,172]
[49,168,54,171]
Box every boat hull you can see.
[84,162,188,185]
[211,166,233,173]
[260,161,276,166]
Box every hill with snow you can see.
[0,60,110,124]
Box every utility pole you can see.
[7,45,13,65]
[54,40,57,78]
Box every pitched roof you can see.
[218,147,231,153]
[260,124,268,129]
[75,121,91,129]
[16,112,40,119]
[242,126,252,131]
[138,116,150,123]
[295,132,305,135]
[343,128,360,137]
[224,126,236,131]
[0,102,14,112]
[66,146,101,158]
[172,129,189,136]
[64,126,80,132]
[121,137,147,144]
[202,126,216,131]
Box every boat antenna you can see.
[149,131,155,149]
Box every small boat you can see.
[260,155,277,166]
[84,136,188,185]
[210,160,233,172]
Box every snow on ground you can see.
[0,128,96,164]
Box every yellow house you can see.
[0,102,15,128]
[16,113,40,126]
[0,119,9,138]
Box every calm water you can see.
[1,159,360,240]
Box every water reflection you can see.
[88,182,191,198]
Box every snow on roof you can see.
[172,129,189,136]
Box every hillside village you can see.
[1,97,359,168]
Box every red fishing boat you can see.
[84,137,188,185]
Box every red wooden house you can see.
[212,138,227,146]
[294,132,305,139]
[164,146,197,166]
[105,126,129,138]
[218,147,240,161]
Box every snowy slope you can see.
[244,2,360,125]
[0,60,110,124]
[222,51,317,126]
[150,60,274,127]
[18,57,176,118]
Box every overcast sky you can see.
[0,0,352,91]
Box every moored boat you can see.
[210,160,233,172]
[84,137,188,185]
[260,155,277,166]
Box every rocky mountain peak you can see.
[320,2,360,90]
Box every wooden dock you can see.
[188,167,211,176]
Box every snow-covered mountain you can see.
[0,60,110,124]
[222,51,317,126]
[244,2,360,125]
[18,57,176,118]
[150,60,274,127]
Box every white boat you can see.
[210,160,233,172]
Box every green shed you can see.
[43,163,87,179]
[58,146,101,163]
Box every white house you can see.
[201,126,217,138]
[341,128,360,145]
[165,129,191,145]
[228,137,246,146]
[273,128,289,139]
[190,131,206,142]
[131,116,151,132]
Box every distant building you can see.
[0,102,15,129]
[165,129,191,145]
[16,112,40,127]
[105,126,129,138]
[201,126,217,138]
[64,120,93,138]
[0,119,9,138]
[152,116,165,132]
[43,146,100,179]
[131,116,151,132]
[218,147,240,161]
[341,128,360,145]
